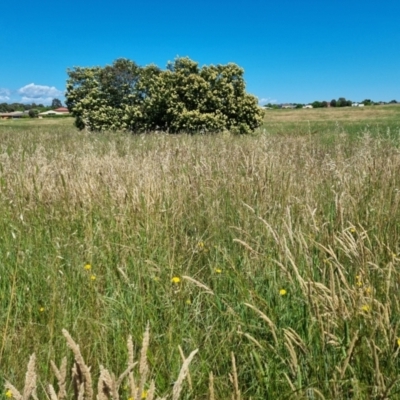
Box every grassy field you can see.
[1,106,400,399]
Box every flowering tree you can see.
[66,57,263,134]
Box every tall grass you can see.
[1,125,400,398]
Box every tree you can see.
[51,98,63,109]
[28,109,39,118]
[66,57,263,134]
[361,99,372,106]
[312,101,322,108]
[330,99,337,107]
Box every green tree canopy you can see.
[51,98,63,109]
[66,57,263,134]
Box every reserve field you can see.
[1,105,400,399]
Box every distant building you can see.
[0,111,29,119]
[39,107,70,116]
[53,107,70,113]
[303,105,313,109]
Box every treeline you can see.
[66,57,263,134]
[0,99,64,113]
[0,102,46,112]
[265,98,398,109]
[314,98,398,108]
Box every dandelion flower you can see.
[141,390,148,399]
[84,264,91,270]
[350,227,356,233]
[171,277,181,284]
[361,304,370,312]
[90,275,96,281]
[39,307,45,312]
[279,289,287,296]
[5,389,12,398]
[214,268,222,274]
[364,286,372,295]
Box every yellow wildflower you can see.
[5,389,12,398]
[39,307,45,312]
[215,268,222,274]
[350,227,356,233]
[90,275,96,281]
[279,289,287,296]
[197,241,204,249]
[141,390,148,399]
[84,264,91,270]
[171,277,181,284]
[397,338,400,347]
[186,299,192,305]
[361,304,370,312]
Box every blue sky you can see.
[1,0,399,105]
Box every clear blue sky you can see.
[1,0,399,105]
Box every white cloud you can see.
[258,97,277,105]
[20,96,55,105]
[18,83,63,104]
[0,88,11,96]
[0,88,11,101]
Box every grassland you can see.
[1,106,400,399]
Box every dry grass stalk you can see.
[182,275,214,295]
[282,373,296,393]
[172,348,199,400]
[4,382,22,400]
[127,335,138,399]
[23,353,37,400]
[62,329,93,400]
[97,366,117,400]
[284,334,298,378]
[241,332,264,350]
[48,384,59,400]
[340,330,359,379]
[244,303,278,346]
[146,380,156,400]
[209,371,215,400]
[284,245,306,289]
[283,328,307,355]
[178,345,193,390]
[230,352,240,400]
[371,340,386,393]
[232,239,259,256]
[50,357,67,400]
[137,324,150,400]
[5,354,37,400]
